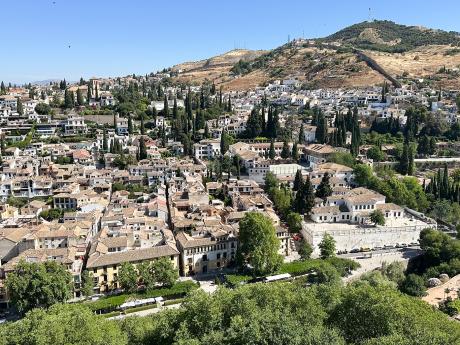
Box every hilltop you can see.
[169,21,460,90]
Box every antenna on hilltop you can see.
[288,34,290,44]
[368,7,372,22]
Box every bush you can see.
[85,281,198,313]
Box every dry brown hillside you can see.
[171,49,266,87]
[169,21,460,91]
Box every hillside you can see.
[169,21,460,90]
[170,49,267,87]
[323,20,460,53]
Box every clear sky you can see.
[3,0,459,84]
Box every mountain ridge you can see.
[169,20,460,90]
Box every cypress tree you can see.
[87,84,92,103]
[281,140,290,159]
[16,97,23,115]
[163,95,169,117]
[173,97,178,119]
[76,88,84,106]
[0,81,5,95]
[204,123,210,138]
[399,140,410,175]
[293,170,303,192]
[227,96,232,112]
[94,83,98,100]
[261,106,266,134]
[269,140,276,160]
[140,116,145,135]
[220,129,230,155]
[139,137,148,160]
[408,144,415,176]
[245,108,262,138]
[113,113,117,130]
[298,123,305,144]
[316,172,333,199]
[128,115,133,134]
[292,141,299,162]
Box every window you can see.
[217,253,221,259]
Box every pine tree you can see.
[281,140,290,159]
[16,97,23,115]
[139,137,148,160]
[269,140,276,160]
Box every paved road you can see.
[341,247,422,282]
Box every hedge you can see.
[86,281,198,313]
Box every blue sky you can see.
[2,0,459,84]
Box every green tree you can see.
[298,239,313,260]
[220,129,232,155]
[64,89,74,109]
[16,97,23,115]
[138,136,148,160]
[370,209,385,226]
[237,212,283,276]
[281,140,290,159]
[140,115,145,135]
[163,95,169,117]
[76,88,84,106]
[316,172,333,199]
[80,270,94,297]
[245,108,262,138]
[291,141,299,161]
[399,274,427,297]
[269,139,276,159]
[151,257,179,287]
[286,212,303,233]
[5,260,73,314]
[35,103,51,115]
[319,233,336,259]
[293,169,303,192]
[118,262,138,293]
[1,304,127,345]
[127,114,133,134]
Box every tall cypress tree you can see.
[102,129,108,152]
[269,139,276,159]
[163,95,169,117]
[140,115,145,135]
[76,88,84,106]
[16,97,23,115]
[298,123,304,144]
[139,137,147,160]
[293,170,303,192]
[292,142,299,162]
[128,115,133,134]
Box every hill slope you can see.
[323,20,460,53]
[169,21,460,90]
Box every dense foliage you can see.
[3,281,459,345]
